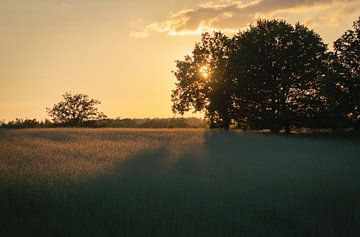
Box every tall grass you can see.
[0,128,359,236]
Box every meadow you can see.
[0,128,359,236]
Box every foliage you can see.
[231,20,328,132]
[95,117,204,128]
[0,118,42,129]
[46,92,107,126]
[320,52,350,129]
[333,17,360,129]
[172,17,360,132]
[0,117,204,129]
[171,32,234,129]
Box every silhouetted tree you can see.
[171,32,235,129]
[334,17,360,129]
[1,118,41,128]
[171,19,359,132]
[230,20,328,133]
[47,92,107,126]
[320,52,350,130]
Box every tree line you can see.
[1,92,204,129]
[0,117,204,129]
[171,17,360,133]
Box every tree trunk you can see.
[271,126,280,133]
[284,124,291,134]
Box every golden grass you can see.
[0,128,205,185]
[1,128,359,236]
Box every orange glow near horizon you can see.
[0,1,358,121]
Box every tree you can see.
[230,20,328,133]
[171,32,235,129]
[334,17,360,129]
[1,118,41,129]
[320,52,350,130]
[47,92,107,126]
[171,19,332,132]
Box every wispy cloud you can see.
[131,0,358,38]
[305,1,360,28]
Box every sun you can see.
[199,65,210,79]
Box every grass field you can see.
[0,128,359,236]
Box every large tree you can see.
[171,32,235,129]
[230,20,328,133]
[333,17,360,129]
[172,19,330,132]
[320,52,350,130]
[47,92,107,126]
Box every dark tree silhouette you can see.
[171,32,235,129]
[1,118,41,129]
[230,20,328,133]
[334,17,360,129]
[47,92,107,126]
[171,18,359,132]
[231,20,327,133]
[321,52,350,130]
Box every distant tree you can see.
[230,20,329,133]
[171,32,235,129]
[47,92,107,126]
[334,17,360,129]
[2,118,41,129]
[43,118,54,127]
[91,117,203,128]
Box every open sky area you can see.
[0,0,359,121]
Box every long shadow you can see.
[1,131,360,237]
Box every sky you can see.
[0,0,359,121]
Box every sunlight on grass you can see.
[0,128,359,236]
[0,128,205,185]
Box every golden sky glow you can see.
[0,0,359,121]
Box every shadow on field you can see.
[1,131,360,237]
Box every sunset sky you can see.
[0,0,359,121]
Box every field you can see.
[0,128,359,236]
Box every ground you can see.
[0,128,359,236]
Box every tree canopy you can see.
[171,32,234,129]
[47,92,107,126]
[333,17,360,129]
[230,20,328,132]
[171,18,360,132]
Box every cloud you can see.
[305,1,360,28]
[130,31,150,39]
[131,0,358,38]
